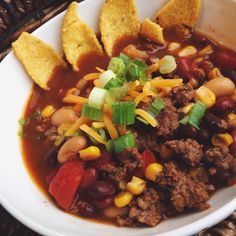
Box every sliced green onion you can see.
[19,117,30,126]
[112,102,135,125]
[82,103,103,121]
[159,55,177,74]
[125,61,148,84]
[105,86,128,106]
[108,57,126,76]
[119,53,131,65]
[137,116,149,125]
[179,115,190,125]
[180,101,207,129]
[105,139,115,153]
[133,59,148,69]
[88,87,107,109]
[98,70,116,88]
[89,128,107,145]
[104,78,120,90]
[147,98,165,117]
[114,133,136,153]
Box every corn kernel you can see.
[145,163,163,181]
[211,133,233,147]
[127,176,146,195]
[92,122,105,129]
[208,68,223,80]
[178,46,197,57]
[114,191,133,208]
[79,146,101,161]
[178,103,195,114]
[195,86,216,108]
[41,105,55,118]
[160,145,172,159]
[168,42,180,51]
[198,45,213,56]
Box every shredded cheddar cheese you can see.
[103,114,119,139]
[135,109,158,127]
[63,95,88,104]
[80,124,106,144]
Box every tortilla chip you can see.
[140,19,165,45]
[155,0,201,28]
[62,2,103,71]
[100,0,140,57]
[12,32,66,90]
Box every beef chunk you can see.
[100,148,142,184]
[156,162,212,212]
[204,146,236,181]
[117,188,162,227]
[156,98,179,137]
[164,139,203,166]
[172,84,195,106]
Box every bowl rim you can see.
[0,0,236,235]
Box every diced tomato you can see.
[141,150,157,169]
[88,151,111,170]
[129,150,157,179]
[176,57,196,81]
[49,161,84,210]
[214,51,236,70]
[80,167,98,189]
[46,169,58,185]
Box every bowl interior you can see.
[0,0,236,236]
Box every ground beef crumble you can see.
[164,138,203,166]
[204,146,236,181]
[156,98,179,137]
[156,162,213,212]
[135,130,160,155]
[100,148,142,184]
[172,84,195,106]
[204,112,229,132]
[117,188,162,227]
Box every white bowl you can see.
[0,0,236,236]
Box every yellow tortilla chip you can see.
[12,32,66,90]
[140,19,165,45]
[100,0,140,57]
[62,2,103,71]
[155,0,201,28]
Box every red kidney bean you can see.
[94,197,114,209]
[229,142,236,155]
[78,202,94,216]
[80,167,98,189]
[214,50,236,70]
[179,124,198,139]
[176,57,195,81]
[212,97,235,115]
[88,181,115,199]
[198,60,214,74]
[197,129,211,144]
